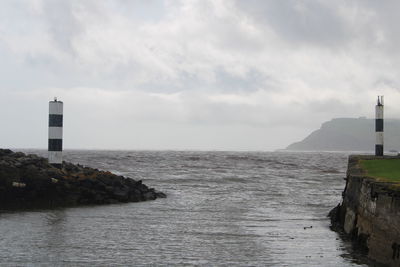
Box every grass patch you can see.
[359,159,400,182]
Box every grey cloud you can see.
[234,0,351,47]
[111,0,166,22]
[2,0,400,150]
[41,0,83,55]
[373,78,400,92]
[357,1,400,53]
[213,69,271,93]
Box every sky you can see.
[1,0,400,151]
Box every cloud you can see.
[234,0,351,47]
[1,0,400,150]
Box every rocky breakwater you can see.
[330,155,400,267]
[0,149,166,210]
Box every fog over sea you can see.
[0,150,371,266]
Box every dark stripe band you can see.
[48,139,62,151]
[375,144,383,156]
[49,114,63,127]
[375,119,383,132]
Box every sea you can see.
[0,150,373,266]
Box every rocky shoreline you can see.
[0,149,166,210]
[329,155,400,267]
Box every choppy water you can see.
[0,150,371,266]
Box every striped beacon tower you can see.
[48,97,63,168]
[375,96,384,156]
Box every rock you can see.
[0,149,166,210]
[143,191,156,200]
[12,182,26,188]
[13,152,25,158]
[328,203,341,229]
[155,191,167,198]
[0,149,13,156]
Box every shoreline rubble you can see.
[0,149,166,210]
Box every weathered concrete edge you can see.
[330,155,400,267]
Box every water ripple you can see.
[0,150,370,266]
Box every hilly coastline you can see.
[286,117,400,152]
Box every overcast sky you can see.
[1,0,400,150]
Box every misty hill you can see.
[286,118,400,152]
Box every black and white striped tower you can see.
[375,96,384,156]
[48,97,63,168]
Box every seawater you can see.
[0,150,370,266]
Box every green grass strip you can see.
[359,159,400,182]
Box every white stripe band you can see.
[376,132,384,145]
[48,127,63,139]
[375,106,383,119]
[48,151,62,164]
[49,102,63,115]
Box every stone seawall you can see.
[330,155,400,266]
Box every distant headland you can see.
[286,117,400,152]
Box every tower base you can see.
[375,144,383,156]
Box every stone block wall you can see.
[332,155,400,266]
